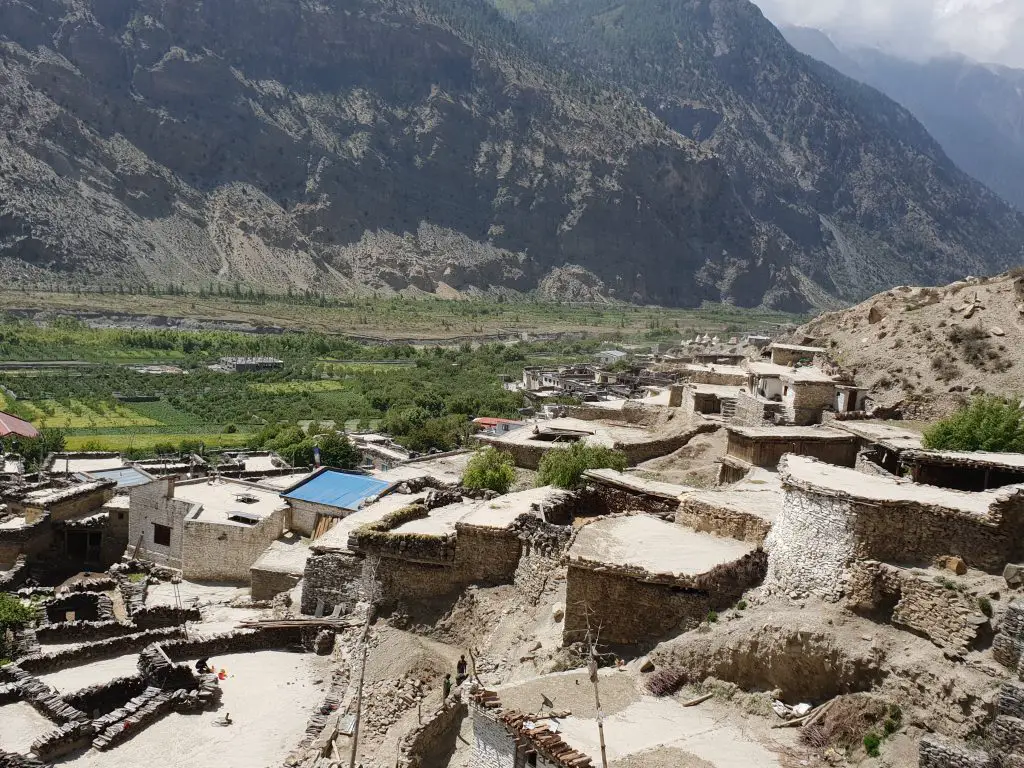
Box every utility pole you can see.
[583,604,609,768]
[349,556,380,768]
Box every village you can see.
[1,321,1023,768]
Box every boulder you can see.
[551,603,565,623]
[867,304,886,324]
[936,555,968,576]
[1004,563,1024,589]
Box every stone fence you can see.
[396,699,467,767]
[348,504,456,565]
[18,626,186,674]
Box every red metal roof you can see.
[472,417,524,427]
[0,410,39,438]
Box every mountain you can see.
[498,0,1024,304]
[0,0,1022,311]
[782,25,1024,213]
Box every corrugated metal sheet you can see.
[82,467,155,488]
[282,469,391,510]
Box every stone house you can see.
[769,342,825,367]
[563,514,766,646]
[717,425,858,482]
[900,449,1024,492]
[765,455,1024,602]
[127,476,289,582]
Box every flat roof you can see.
[568,516,755,577]
[391,486,557,536]
[903,449,1024,470]
[281,468,392,510]
[256,471,315,491]
[727,425,855,441]
[683,363,747,375]
[250,536,310,576]
[24,480,112,505]
[243,455,287,472]
[373,452,472,485]
[483,417,655,449]
[687,383,744,396]
[50,456,125,473]
[174,478,286,525]
[81,466,156,489]
[770,343,826,353]
[311,492,422,554]
[830,421,923,447]
[583,468,691,500]
[780,455,1008,515]
[682,472,783,523]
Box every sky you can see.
[752,0,1024,69]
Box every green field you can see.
[64,431,255,452]
[16,399,160,429]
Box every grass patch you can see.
[21,399,160,429]
[64,431,255,452]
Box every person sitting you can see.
[195,657,211,674]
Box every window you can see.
[153,523,172,547]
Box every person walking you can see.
[456,655,468,685]
[442,673,453,705]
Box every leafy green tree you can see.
[462,447,516,494]
[536,442,628,489]
[0,593,35,662]
[923,396,1024,452]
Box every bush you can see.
[978,596,993,617]
[923,396,1024,452]
[536,442,628,489]
[863,732,881,757]
[0,594,36,660]
[462,447,517,494]
[736,600,747,611]
[706,610,719,623]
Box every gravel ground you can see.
[37,654,142,694]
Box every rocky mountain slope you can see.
[1,0,1022,310]
[501,0,1024,305]
[787,270,1024,418]
[782,25,1024,213]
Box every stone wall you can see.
[765,482,1024,601]
[0,514,53,565]
[580,484,678,521]
[845,562,988,656]
[301,551,364,615]
[616,423,718,465]
[30,483,115,523]
[563,550,767,646]
[63,675,148,718]
[0,555,28,590]
[397,700,467,768]
[250,566,303,602]
[181,507,286,582]
[18,626,186,674]
[288,498,345,538]
[36,620,138,644]
[994,600,1024,677]
[732,392,784,428]
[676,497,772,545]
[783,381,836,426]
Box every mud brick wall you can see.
[128,479,190,569]
[301,551,364,615]
[454,526,522,584]
[471,706,519,768]
[0,515,53,564]
[563,550,766,646]
[676,498,772,544]
[33,484,114,523]
[784,381,836,426]
[0,555,28,589]
[475,436,548,470]
[616,424,719,465]
[918,736,996,768]
[732,393,783,428]
[725,432,858,469]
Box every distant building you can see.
[280,468,394,537]
[216,356,284,373]
[595,349,628,366]
[768,342,825,367]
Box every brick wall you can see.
[470,707,517,768]
[181,507,286,582]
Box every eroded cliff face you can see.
[0,0,1021,310]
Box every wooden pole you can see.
[348,641,369,768]
[588,655,609,768]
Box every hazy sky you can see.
[753,0,1024,68]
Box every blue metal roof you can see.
[281,469,391,510]
[81,467,155,488]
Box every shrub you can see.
[0,594,36,660]
[223,423,238,434]
[978,597,993,617]
[736,600,747,611]
[536,442,628,489]
[706,610,719,623]
[923,396,1024,452]
[462,447,517,494]
[863,732,881,757]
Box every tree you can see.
[462,446,516,494]
[923,396,1024,452]
[0,593,35,662]
[536,442,628,489]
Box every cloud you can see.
[752,0,1024,68]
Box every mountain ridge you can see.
[0,0,1022,310]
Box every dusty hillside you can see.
[788,270,1024,419]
